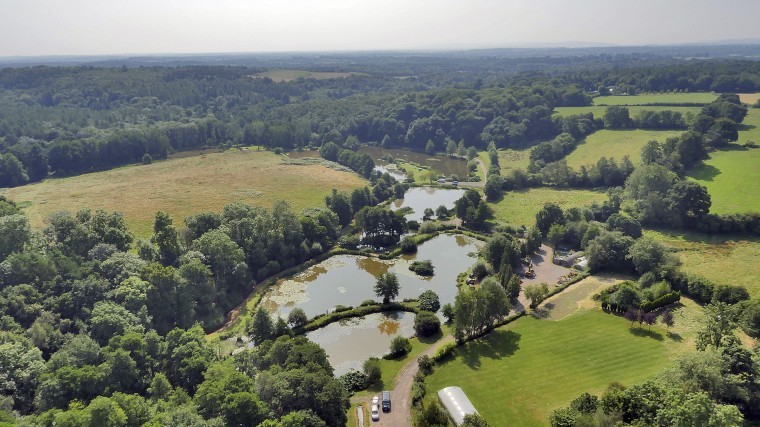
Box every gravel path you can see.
[366,336,454,427]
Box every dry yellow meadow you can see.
[2,149,366,238]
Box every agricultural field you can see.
[2,149,366,238]
[689,109,760,214]
[592,92,717,106]
[489,188,608,227]
[553,105,702,118]
[251,69,361,82]
[647,229,760,298]
[498,147,532,173]
[425,301,699,427]
[738,93,760,105]
[565,129,683,169]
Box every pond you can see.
[358,146,469,179]
[306,311,415,376]
[391,187,465,222]
[260,234,482,320]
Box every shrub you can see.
[471,260,489,280]
[360,299,379,307]
[387,336,411,358]
[287,308,308,328]
[409,260,434,276]
[338,235,360,250]
[400,236,418,254]
[441,303,454,323]
[712,284,750,304]
[418,290,441,312]
[432,341,457,362]
[414,311,441,337]
[418,355,434,375]
[339,370,369,393]
[418,221,440,234]
[141,153,153,165]
[333,305,353,313]
[411,379,426,404]
[363,358,382,386]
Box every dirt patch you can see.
[535,274,632,321]
[738,93,760,105]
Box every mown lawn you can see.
[489,188,608,227]
[425,307,695,427]
[1,149,366,238]
[566,129,683,168]
[647,229,760,298]
[592,92,717,106]
[688,109,760,214]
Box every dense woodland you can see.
[2,49,760,426]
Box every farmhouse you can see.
[438,386,479,426]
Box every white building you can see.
[438,386,478,426]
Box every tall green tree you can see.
[374,272,400,304]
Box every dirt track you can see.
[366,336,454,427]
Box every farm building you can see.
[438,386,478,426]
[553,251,582,268]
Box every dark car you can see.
[381,391,391,412]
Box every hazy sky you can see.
[2,0,760,57]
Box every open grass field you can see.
[425,307,696,426]
[497,148,532,173]
[688,109,760,214]
[565,129,683,168]
[251,69,360,82]
[592,92,717,106]
[1,149,366,238]
[554,105,702,118]
[424,295,701,427]
[489,188,608,227]
[738,93,760,105]
[647,229,760,298]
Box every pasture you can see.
[424,303,698,427]
[688,109,760,214]
[553,105,702,118]
[565,129,683,168]
[647,229,760,298]
[251,69,360,82]
[489,188,608,227]
[592,92,717,106]
[2,149,366,238]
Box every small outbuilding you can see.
[438,386,478,426]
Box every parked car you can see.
[371,404,380,421]
[382,390,391,412]
[372,395,379,406]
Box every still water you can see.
[358,146,469,178]
[260,234,481,319]
[391,187,465,222]
[306,311,415,376]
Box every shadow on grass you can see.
[532,302,555,319]
[460,330,521,370]
[690,163,721,181]
[418,329,444,345]
[667,331,683,342]
[628,327,664,341]
[736,123,757,133]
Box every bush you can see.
[333,305,353,313]
[360,299,379,307]
[338,235,360,250]
[418,221,440,234]
[712,284,750,304]
[441,303,454,323]
[418,290,440,312]
[409,260,434,276]
[471,260,489,280]
[432,341,457,362]
[339,370,369,393]
[287,308,308,328]
[141,153,153,165]
[414,311,441,337]
[400,236,418,254]
[418,355,434,375]
[387,336,411,358]
[363,358,382,385]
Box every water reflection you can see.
[391,187,465,222]
[260,234,482,319]
[306,311,415,376]
[358,146,469,178]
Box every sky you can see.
[2,0,760,57]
